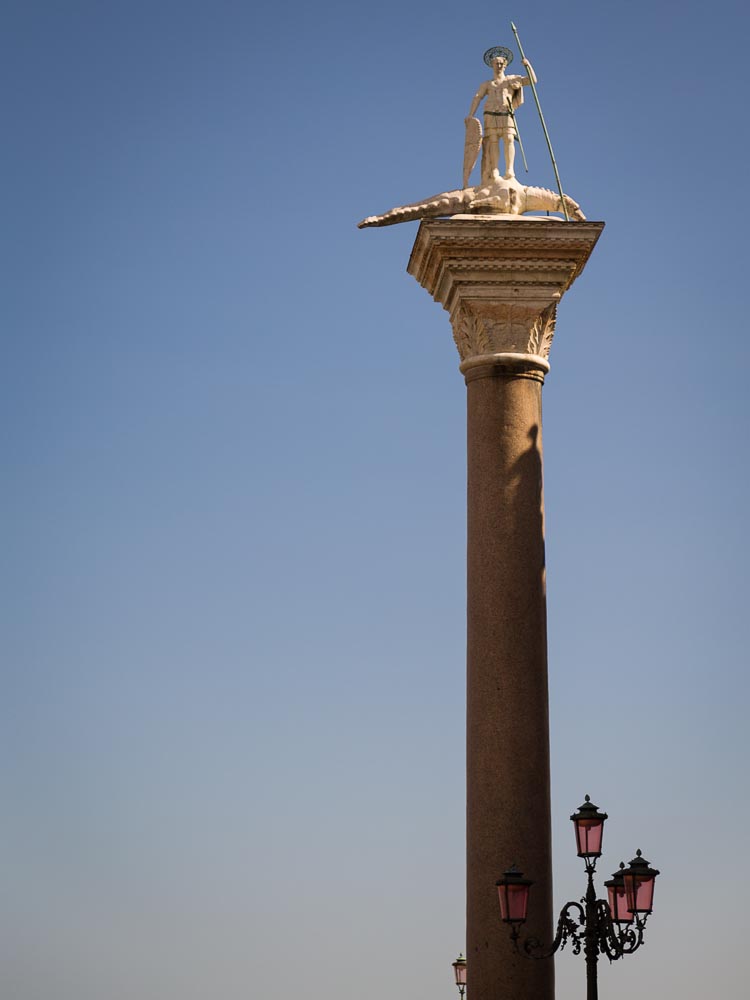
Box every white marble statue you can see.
[358,43,585,228]
[357,178,584,228]
[466,45,536,185]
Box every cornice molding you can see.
[407,218,604,375]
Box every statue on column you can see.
[465,46,536,185]
[358,41,585,229]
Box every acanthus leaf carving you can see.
[526,303,557,359]
[451,301,558,363]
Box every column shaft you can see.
[466,365,553,1000]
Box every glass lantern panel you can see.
[454,964,467,986]
[625,875,655,913]
[575,818,604,857]
[497,884,509,921]
[507,884,530,922]
[608,884,634,923]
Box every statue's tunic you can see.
[483,73,525,139]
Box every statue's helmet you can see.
[483,45,514,67]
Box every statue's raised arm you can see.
[521,57,537,86]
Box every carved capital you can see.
[451,300,557,376]
[407,218,604,376]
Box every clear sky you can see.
[3,1,749,998]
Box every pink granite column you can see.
[408,218,603,1000]
[465,359,552,1000]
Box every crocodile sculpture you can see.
[358,175,585,229]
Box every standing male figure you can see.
[466,46,537,184]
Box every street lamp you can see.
[571,794,608,859]
[495,796,660,1000]
[603,864,634,925]
[621,850,659,915]
[496,865,533,924]
[452,953,467,998]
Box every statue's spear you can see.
[505,96,529,172]
[510,21,569,221]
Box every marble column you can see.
[408,218,604,1000]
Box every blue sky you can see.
[2,1,749,998]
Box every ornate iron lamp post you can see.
[452,953,467,999]
[495,796,659,1000]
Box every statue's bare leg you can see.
[487,138,501,182]
[503,136,515,179]
[480,129,500,183]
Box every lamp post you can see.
[452,953,467,999]
[495,797,660,1000]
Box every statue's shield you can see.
[462,116,482,188]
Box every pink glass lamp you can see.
[452,953,467,998]
[570,795,608,860]
[495,865,533,925]
[621,850,660,915]
[603,864,634,924]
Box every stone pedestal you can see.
[408,218,604,1000]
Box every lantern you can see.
[496,866,533,924]
[452,953,467,995]
[604,864,634,924]
[621,850,659,914]
[570,795,608,859]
